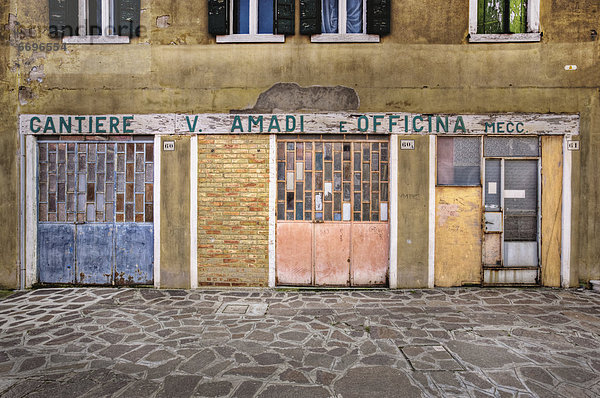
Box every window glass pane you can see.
[485,159,501,211]
[484,137,539,157]
[258,0,274,33]
[346,0,363,33]
[234,0,250,34]
[321,0,338,33]
[88,0,102,35]
[437,137,481,186]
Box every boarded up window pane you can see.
[437,137,481,186]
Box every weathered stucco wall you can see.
[2,0,599,286]
[396,135,429,288]
[160,136,191,289]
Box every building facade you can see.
[0,0,598,289]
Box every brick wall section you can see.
[197,135,270,287]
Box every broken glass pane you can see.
[343,143,351,161]
[324,182,332,201]
[343,203,351,221]
[315,193,323,211]
[287,191,294,210]
[380,203,388,221]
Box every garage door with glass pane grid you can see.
[37,140,154,285]
[275,137,390,286]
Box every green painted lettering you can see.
[59,116,71,133]
[285,116,296,132]
[428,115,432,132]
[95,116,106,133]
[506,122,514,133]
[300,115,304,132]
[372,115,384,132]
[43,117,56,134]
[267,115,281,132]
[109,117,120,133]
[358,115,368,132]
[249,116,263,132]
[339,121,347,133]
[484,122,495,133]
[30,117,41,133]
[412,115,424,132]
[436,116,448,132]
[75,116,85,133]
[496,122,504,133]
[388,115,400,132]
[516,122,524,133]
[185,115,198,132]
[231,115,244,132]
[453,116,466,132]
[123,116,134,133]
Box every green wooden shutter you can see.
[366,0,390,36]
[478,0,505,34]
[276,0,295,35]
[208,0,229,35]
[116,0,141,37]
[300,0,321,35]
[48,0,78,37]
[509,0,527,33]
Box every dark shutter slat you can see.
[208,0,229,35]
[276,0,295,35]
[366,0,390,36]
[300,0,321,35]
[116,0,141,37]
[48,0,77,37]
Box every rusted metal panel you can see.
[76,224,114,285]
[504,242,538,266]
[351,223,389,285]
[115,224,154,285]
[435,187,482,287]
[276,222,313,285]
[315,223,351,286]
[483,232,502,265]
[541,136,562,287]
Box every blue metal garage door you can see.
[37,141,154,285]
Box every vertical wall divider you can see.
[389,134,398,288]
[428,135,436,288]
[190,135,198,289]
[153,136,161,288]
[25,135,38,288]
[561,135,572,287]
[268,134,277,287]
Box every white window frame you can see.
[63,0,130,44]
[311,0,379,42]
[468,0,540,42]
[216,0,285,43]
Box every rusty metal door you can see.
[276,138,389,287]
[37,141,154,285]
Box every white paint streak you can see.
[428,135,436,288]
[561,136,572,287]
[389,135,398,289]
[153,136,161,288]
[190,136,198,289]
[268,134,277,288]
[25,136,37,288]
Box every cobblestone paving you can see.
[0,288,599,397]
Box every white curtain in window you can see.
[321,0,338,33]
[346,0,362,33]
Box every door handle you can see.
[75,221,86,225]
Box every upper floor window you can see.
[208,0,294,42]
[49,0,141,44]
[469,0,541,42]
[300,0,390,42]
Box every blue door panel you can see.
[76,224,114,285]
[38,224,75,283]
[115,224,154,285]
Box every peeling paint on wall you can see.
[237,83,360,113]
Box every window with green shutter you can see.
[210,0,295,42]
[301,0,390,42]
[49,0,140,43]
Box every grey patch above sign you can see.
[400,140,415,150]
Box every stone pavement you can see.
[0,288,599,397]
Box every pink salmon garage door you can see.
[275,137,390,287]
